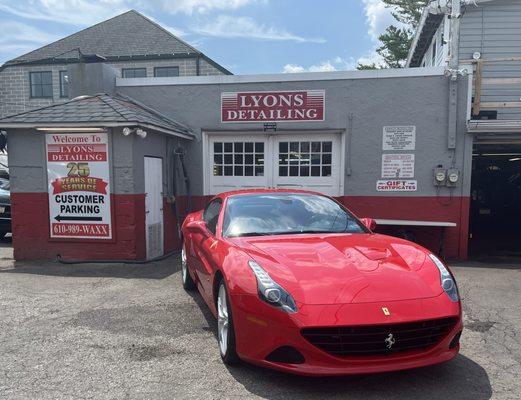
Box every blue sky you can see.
[0,0,397,74]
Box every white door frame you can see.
[203,130,345,196]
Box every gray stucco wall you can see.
[117,73,471,199]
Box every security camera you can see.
[122,127,132,136]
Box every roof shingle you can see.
[5,10,199,65]
[0,93,194,139]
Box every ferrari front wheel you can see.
[217,280,239,364]
[181,244,195,291]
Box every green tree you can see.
[357,0,428,70]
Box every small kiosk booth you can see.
[0,93,193,261]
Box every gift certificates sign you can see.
[46,132,112,239]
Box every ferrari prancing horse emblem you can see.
[385,333,396,349]
[382,307,391,316]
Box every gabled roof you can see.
[0,93,194,139]
[3,10,230,74]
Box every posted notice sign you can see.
[377,180,417,192]
[383,126,416,151]
[46,132,112,239]
[221,90,325,123]
[381,154,415,178]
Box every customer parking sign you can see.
[46,132,112,239]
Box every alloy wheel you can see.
[217,283,229,356]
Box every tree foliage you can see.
[357,0,428,70]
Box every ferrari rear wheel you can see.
[217,280,239,364]
[181,243,195,291]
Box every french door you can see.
[208,133,341,196]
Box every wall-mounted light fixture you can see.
[122,127,147,139]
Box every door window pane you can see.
[213,141,264,177]
[278,141,333,177]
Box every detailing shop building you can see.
[0,64,474,261]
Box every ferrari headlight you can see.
[248,260,297,313]
[429,254,459,302]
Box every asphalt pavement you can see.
[0,243,519,399]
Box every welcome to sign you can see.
[221,90,325,123]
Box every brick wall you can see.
[0,58,226,118]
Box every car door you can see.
[195,198,222,301]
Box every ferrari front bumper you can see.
[230,293,462,376]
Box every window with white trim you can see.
[213,141,264,177]
[278,141,332,177]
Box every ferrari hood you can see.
[231,233,443,305]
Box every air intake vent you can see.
[301,317,458,357]
[265,346,305,364]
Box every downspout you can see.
[447,0,461,154]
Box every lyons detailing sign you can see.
[221,90,325,123]
[46,132,112,239]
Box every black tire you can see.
[181,243,196,291]
[216,280,240,365]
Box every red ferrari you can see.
[181,189,462,376]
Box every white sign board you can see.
[377,180,418,192]
[381,154,415,178]
[383,126,416,151]
[46,132,112,239]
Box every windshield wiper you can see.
[227,232,273,237]
[278,230,335,235]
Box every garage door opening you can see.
[469,141,521,258]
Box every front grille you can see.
[301,317,458,357]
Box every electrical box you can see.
[446,168,460,187]
[434,167,447,186]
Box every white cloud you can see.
[358,0,405,68]
[0,0,263,27]
[361,0,396,41]
[282,57,355,73]
[282,64,306,73]
[0,21,59,45]
[0,21,61,64]
[147,0,265,15]
[0,1,129,26]
[195,15,325,43]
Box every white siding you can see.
[420,19,447,67]
[460,0,521,120]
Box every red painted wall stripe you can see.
[10,192,469,261]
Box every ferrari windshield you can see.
[223,193,367,237]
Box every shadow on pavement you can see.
[454,257,521,269]
[225,354,492,400]
[185,288,491,400]
[186,288,219,339]
[0,257,180,279]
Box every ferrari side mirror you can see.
[360,218,377,231]
[186,220,208,234]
